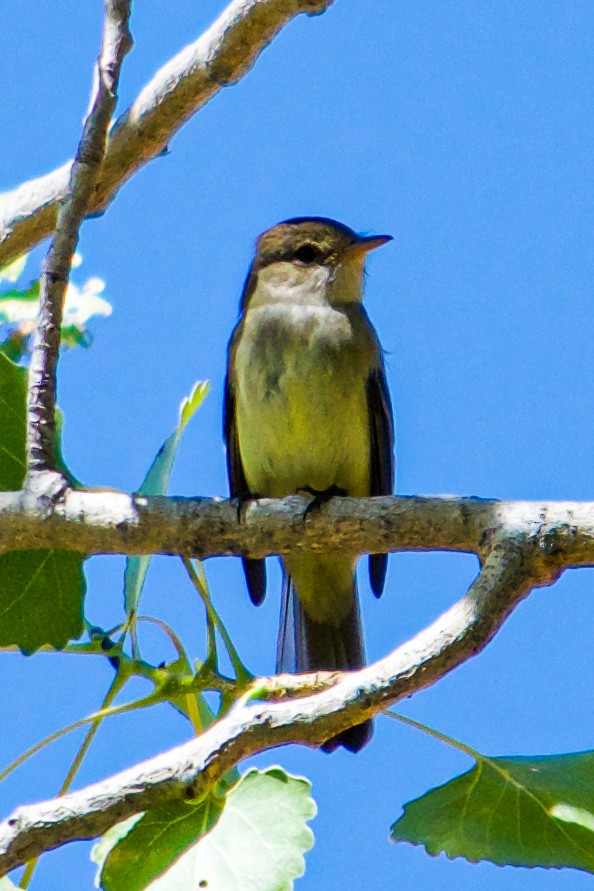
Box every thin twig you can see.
[25,0,132,479]
[183,556,252,683]
[17,669,128,890]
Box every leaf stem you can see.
[385,710,481,762]
[18,669,129,889]
[182,556,252,684]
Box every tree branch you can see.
[0,490,592,572]
[0,0,335,267]
[0,540,547,875]
[1,0,589,876]
[25,0,132,483]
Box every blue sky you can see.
[1,1,594,888]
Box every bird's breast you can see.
[234,303,371,498]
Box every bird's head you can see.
[243,217,392,309]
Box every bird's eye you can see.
[293,244,318,264]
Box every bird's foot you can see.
[233,491,262,523]
[297,484,348,519]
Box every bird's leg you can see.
[297,484,348,519]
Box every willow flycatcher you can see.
[224,217,394,751]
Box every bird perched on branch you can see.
[224,217,394,752]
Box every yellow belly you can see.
[234,303,371,499]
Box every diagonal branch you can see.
[24,1,132,483]
[0,0,335,267]
[0,542,544,874]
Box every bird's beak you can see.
[348,233,393,259]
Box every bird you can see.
[224,217,394,752]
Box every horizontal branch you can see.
[0,0,334,266]
[0,485,589,870]
[0,489,593,571]
[0,541,542,874]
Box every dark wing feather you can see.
[224,330,267,606]
[367,364,395,598]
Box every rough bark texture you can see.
[1,490,593,572]
[25,0,132,479]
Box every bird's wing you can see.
[367,362,395,597]
[224,333,267,605]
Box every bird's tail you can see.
[276,571,372,753]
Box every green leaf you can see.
[94,768,315,891]
[95,798,223,891]
[190,767,315,891]
[61,324,91,350]
[92,815,143,886]
[178,381,210,433]
[391,749,594,873]
[0,550,85,653]
[0,331,29,364]
[124,381,209,617]
[0,352,26,489]
[0,353,85,652]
